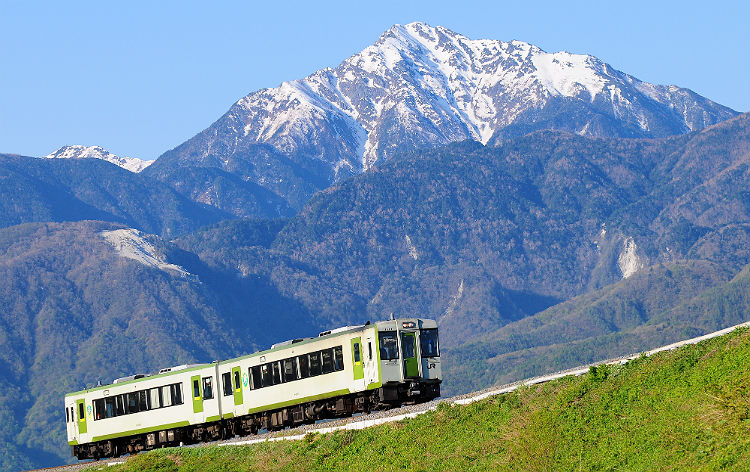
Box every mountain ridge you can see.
[145,22,737,217]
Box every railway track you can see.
[27,320,750,472]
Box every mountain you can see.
[0,221,319,469]
[1,115,747,470]
[443,261,750,395]
[45,145,153,173]
[0,154,230,237]
[145,22,738,216]
[174,114,749,348]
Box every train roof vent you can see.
[318,325,362,337]
[158,364,202,374]
[270,338,309,349]
[113,374,146,384]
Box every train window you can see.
[172,383,183,405]
[334,346,344,371]
[78,402,85,421]
[261,364,272,387]
[150,388,161,409]
[309,352,321,376]
[298,355,309,378]
[401,333,415,359]
[66,406,69,422]
[139,390,149,411]
[161,386,173,407]
[250,366,262,389]
[222,372,233,396]
[104,397,115,418]
[202,377,214,400]
[321,349,334,374]
[368,342,373,360]
[420,329,440,358]
[379,332,399,360]
[193,379,201,399]
[272,362,282,384]
[127,392,140,414]
[115,395,125,416]
[93,398,104,420]
[234,370,241,390]
[283,358,298,382]
[353,343,361,363]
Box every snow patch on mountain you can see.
[46,145,153,173]
[617,237,645,278]
[101,228,192,277]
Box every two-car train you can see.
[65,318,441,459]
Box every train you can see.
[65,317,441,459]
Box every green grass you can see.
[96,328,750,471]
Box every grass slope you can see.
[97,327,750,471]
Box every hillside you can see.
[175,114,749,347]
[1,116,746,470]
[97,326,750,471]
[0,221,318,471]
[0,155,230,237]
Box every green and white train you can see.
[65,318,441,459]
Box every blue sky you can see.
[1,0,748,160]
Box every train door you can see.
[363,333,379,388]
[351,337,364,380]
[76,399,88,435]
[191,375,204,422]
[401,332,419,378]
[65,403,77,443]
[231,366,244,407]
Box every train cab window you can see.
[298,355,310,378]
[78,402,85,421]
[234,370,241,390]
[379,332,399,360]
[420,328,440,358]
[222,372,233,396]
[321,349,334,374]
[333,346,344,371]
[401,333,415,358]
[202,377,214,399]
[309,352,322,376]
[283,358,298,382]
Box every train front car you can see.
[375,318,441,405]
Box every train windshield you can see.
[379,332,399,360]
[420,328,440,357]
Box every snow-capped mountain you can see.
[147,22,737,214]
[45,145,153,173]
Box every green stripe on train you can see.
[91,421,190,442]
[247,389,351,414]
